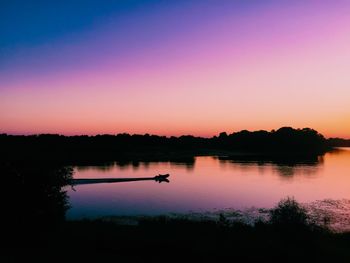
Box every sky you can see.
[1,0,350,138]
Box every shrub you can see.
[270,197,308,227]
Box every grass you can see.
[5,200,350,262]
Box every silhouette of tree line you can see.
[213,127,328,153]
[327,138,350,147]
[0,127,331,163]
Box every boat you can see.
[154,173,170,182]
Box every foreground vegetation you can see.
[2,162,350,262]
[6,198,350,262]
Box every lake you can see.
[66,148,350,220]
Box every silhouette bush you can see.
[270,197,308,228]
[3,161,73,228]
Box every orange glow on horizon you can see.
[1,2,350,139]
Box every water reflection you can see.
[216,155,323,178]
[273,165,320,178]
[76,157,196,173]
[74,154,324,178]
[4,149,350,230]
[68,149,350,219]
[217,154,322,166]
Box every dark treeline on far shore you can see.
[0,127,335,163]
[327,137,350,147]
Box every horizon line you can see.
[1,127,349,140]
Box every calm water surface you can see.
[66,148,350,219]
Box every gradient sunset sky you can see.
[1,0,350,138]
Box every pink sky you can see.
[1,1,350,138]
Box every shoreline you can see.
[68,198,350,233]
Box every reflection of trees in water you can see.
[324,147,350,161]
[169,161,195,171]
[273,165,320,178]
[3,161,72,228]
[75,162,115,172]
[74,158,196,172]
[117,159,196,171]
[116,158,196,171]
[216,155,324,178]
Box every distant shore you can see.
[0,127,335,164]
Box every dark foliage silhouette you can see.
[213,127,328,154]
[270,197,308,228]
[11,207,350,262]
[328,138,350,147]
[0,127,330,164]
[3,161,72,229]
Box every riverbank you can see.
[5,197,350,262]
[86,199,350,233]
[7,214,350,262]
